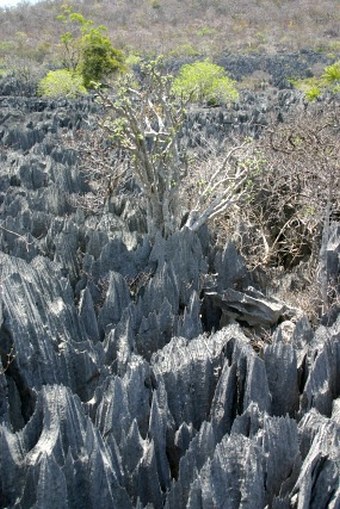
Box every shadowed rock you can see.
[291,408,340,508]
[0,385,132,508]
[207,286,293,328]
[264,330,299,416]
[0,253,104,409]
[300,318,340,417]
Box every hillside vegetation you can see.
[0,0,339,68]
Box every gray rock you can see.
[151,330,227,429]
[165,421,216,509]
[1,385,132,509]
[0,75,339,509]
[148,384,172,491]
[291,408,340,508]
[98,271,131,335]
[78,287,100,342]
[188,432,265,509]
[264,337,299,416]
[300,320,340,417]
[0,253,103,404]
[134,439,163,508]
[208,286,293,327]
[149,228,208,306]
[214,241,249,292]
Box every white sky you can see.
[0,0,39,8]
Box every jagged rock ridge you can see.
[0,74,339,509]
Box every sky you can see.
[0,0,39,8]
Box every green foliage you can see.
[291,77,322,101]
[38,69,87,98]
[149,0,161,8]
[305,86,322,101]
[196,26,217,37]
[292,61,340,101]
[172,59,239,105]
[125,53,142,68]
[168,43,200,58]
[321,61,340,91]
[80,30,124,88]
[57,7,125,88]
[0,41,15,58]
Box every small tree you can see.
[96,59,249,238]
[172,59,239,105]
[97,59,187,237]
[79,28,125,88]
[57,8,124,88]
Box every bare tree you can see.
[184,142,250,232]
[97,60,187,237]
[96,60,249,237]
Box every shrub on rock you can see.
[172,59,239,105]
[38,69,87,98]
[292,60,340,101]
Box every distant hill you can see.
[0,0,339,68]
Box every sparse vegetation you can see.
[0,0,338,61]
[213,103,340,320]
[232,104,339,265]
[292,61,340,100]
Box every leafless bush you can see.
[62,127,130,216]
[183,138,257,232]
[218,102,340,268]
[210,101,339,322]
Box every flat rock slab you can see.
[207,286,293,327]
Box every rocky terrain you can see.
[0,64,339,509]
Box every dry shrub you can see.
[218,101,340,267]
[182,137,257,225]
[211,100,339,322]
[61,127,130,216]
[0,0,338,61]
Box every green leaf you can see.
[172,59,239,105]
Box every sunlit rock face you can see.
[0,70,339,509]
